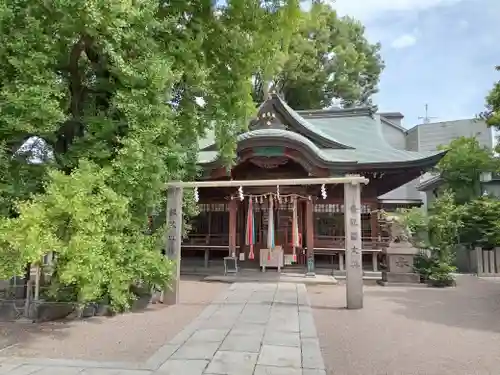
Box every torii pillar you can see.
[162,186,183,305]
[344,179,363,309]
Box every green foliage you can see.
[436,137,498,204]
[427,190,463,259]
[399,192,462,286]
[482,65,500,130]
[413,250,456,287]
[253,1,384,109]
[427,261,457,287]
[0,0,301,310]
[460,196,500,249]
[395,207,428,246]
[0,161,173,310]
[413,250,434,281]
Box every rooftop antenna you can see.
[418,104,438,124]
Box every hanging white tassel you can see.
[321,184,327,199]
[194,187,199,202]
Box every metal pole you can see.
[344,180,363,309]
[161,186,183,305]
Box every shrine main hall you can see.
[180,94,445,274]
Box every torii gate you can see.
[163,175,369,310]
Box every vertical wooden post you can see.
[370,204,378,240]
[344,180,363,310]
[229,199,237,257]
[372,253,378,272]
[475,246,483,275]
[207,211,212,244]
[305,197,315,276]
[495,247,500,274]
[162,186,183,305]
[489,250,495,274]
[34,265,40,301]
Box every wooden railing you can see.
[182,234,232,247]
[314,236,390,250]
[182,234,390,249]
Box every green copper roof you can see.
[304,116,441,164]
[197,95,445,168]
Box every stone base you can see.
[381,271,420,284]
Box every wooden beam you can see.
[165,176,369,188]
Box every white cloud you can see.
[332,0,464,21]
[390,34,417,48]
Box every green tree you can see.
[0,0,300,309]
[460,196,500,250]
[252,1,384,109]
[427,191,464,259]
[483,65,500,131]
[436,137,498,204]
[398,191,462,286]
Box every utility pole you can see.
[418,104,438,124]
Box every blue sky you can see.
[330,0,500,128]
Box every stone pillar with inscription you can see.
[162,186,183,305]
[344,179,363,310]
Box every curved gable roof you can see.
[197,95,446,169]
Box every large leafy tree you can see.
[0,0,300,309]
[483,65,500,132]
[252,1,384,109]
[436,137,499,204]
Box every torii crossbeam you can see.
[163,175,369,310]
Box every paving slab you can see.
[144,344,179,370]
[301,338,325,370]
[0,282,325,375]
[204,351,258,375]
[302,370,327,375]
[0,362,21,374]
[157,359,209,375]
[170,341,220,360]
[257,345,302,368]
[1,365,42,375]
[231,323,267,337]
[220,333,263,353]
[253,365,302,375]
[34,367,85,375]
[189,328,230,342]
[263,331,301,347]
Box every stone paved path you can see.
[0,283,325,374]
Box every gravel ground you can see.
[308,275,500,375]
[0,277,228,362]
